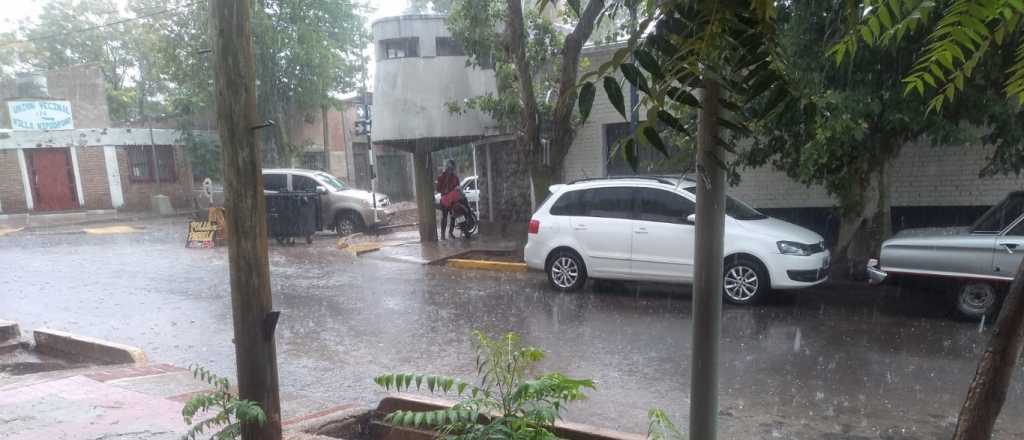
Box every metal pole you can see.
[148,120,161,195]
[690,78,724,440]
[363,68,377,226]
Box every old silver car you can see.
[262,168,394,236]
[868,192,1024,320]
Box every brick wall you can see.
[0,150,26,213]
[75,147,112,210]
[46,64,109,128]
[116,145,194,211]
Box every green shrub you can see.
[374,331,595,440]
[180,366,266,440]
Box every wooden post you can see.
[690,78,724,440]
[210,0,283,439]
[414,142,438,242]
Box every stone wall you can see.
[475,139,532,238]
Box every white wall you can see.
[371,15,498,143]
[565,47,1024,209]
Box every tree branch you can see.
[505,0,540,152]
[550,0,605,161]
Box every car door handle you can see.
[635,227,648,234]
[1002,243,1019,254]
[574,224,587,230]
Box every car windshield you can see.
[683,187,768,220]
[315,172,348,191]
[971,192,1024,233]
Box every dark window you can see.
[381,38,419,59]
[263,174,287,192]
[550,190,583,216]
[292,175,320,192]
[1009,219,1024,236]
[436,37,465,56]
[126,146,176,183]
[682,187,767,221]
[582,187,634,219]
[638,188,693,223]
[463,179,477,191]
[974,193,1024,233]
[604,122,691,175]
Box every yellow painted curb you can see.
[83,225,143,235]
[0,227,24,236]
[447,259,528,272]
[346,242,383,256]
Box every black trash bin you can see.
[265,191,322,244]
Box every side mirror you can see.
[316,186,328,195]
[686,214,696,224]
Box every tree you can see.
[409,0,454,13]
[578,1,795,438]
[18,0,158,122]
[833,0,1024,437]
[733,0,1024,275]
[446,0,608,205]
[250,0,369,166]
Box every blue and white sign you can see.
[8,100,74,131]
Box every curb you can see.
[0,319,20,341]
[33,328,147,365]
[446,259,528,272]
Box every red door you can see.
[28,148,78,211]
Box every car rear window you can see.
[550,190,583,216]
[263,173,287,192]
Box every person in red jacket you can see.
[436,159,460,239]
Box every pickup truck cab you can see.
[868,191,1024,320]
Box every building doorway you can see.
[27,148,78,211]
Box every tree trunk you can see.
[690,78,725,440]
[952,259,1024,439]
[413,143,438,242]
[834,161,891,280]
[210,0,283,438]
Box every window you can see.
[550,190,583,216]
[126,146,176,183]
[974,193,1024,233]
[582,187,634,219]
[316,172,348,191]
[463,178,476,191]
[638,188,693,223]
[381,38,419,59]
[682,187,767,221]
[604,122,691,175]
[436,37,465,56]
[263,174,287,192]
[292,175,321,192]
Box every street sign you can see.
[186,221,218,248]
[8,100,74,131]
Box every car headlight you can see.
[777,241,812,256]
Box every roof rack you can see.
[569,175,679,185]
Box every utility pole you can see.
[356,66,378,226]
[690,78,725,440]
[210,0,283,439]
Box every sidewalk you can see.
[0,209,193,233]
[0,362,354,440]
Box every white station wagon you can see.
[524,177,831,304]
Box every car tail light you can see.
[528,219,540,234]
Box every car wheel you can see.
[723,258,769,305]
[334,212,362,238]
[956,282,1000,321]
[547,250,587,292]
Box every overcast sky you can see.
[0,0,411,33]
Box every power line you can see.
[0,1,199,48]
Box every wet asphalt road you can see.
[2,218,1023,439]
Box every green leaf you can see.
[620,63,650,94]
[656,110,689,137]
[667,87,700,108]
[568,0,582,16]
[622,138,638,171]
[641,125,669,158]
[633,49,664,79]
[578,81,596,122]
[603,76,627,120]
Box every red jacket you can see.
[436,171,459,194]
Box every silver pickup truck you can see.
[867,192,1024,320]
